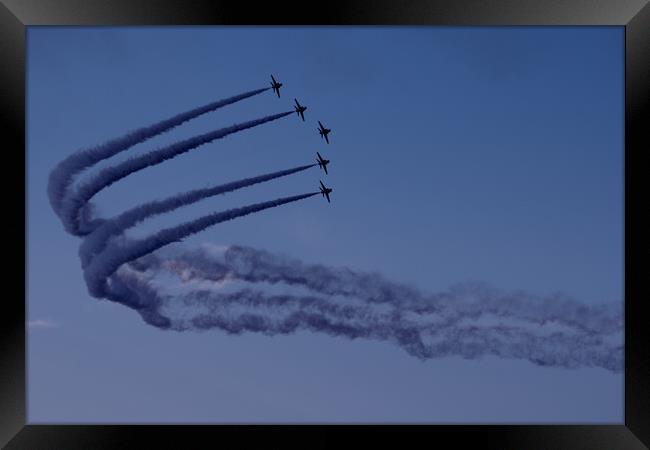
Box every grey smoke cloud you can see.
[107,259,623,372]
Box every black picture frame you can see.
[3,1,648,448]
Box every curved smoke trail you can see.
[79,164,317,268]
[47,87,269,217]
[83,193,318,299]
[59,111,293,236]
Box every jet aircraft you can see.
[294,99,307,121]
[317,121,331,144]
[319,180,333,203]
[270,75,283,98]
[316,152,330,174]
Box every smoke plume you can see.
[47,88,269,217]
[59,111,293,236]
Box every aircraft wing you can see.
[325,192,331,203]
[271,75,277,83]
[320,180,326,189]
[324,134,329,144]
[323,165,328,175]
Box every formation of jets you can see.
[270,75,334,203]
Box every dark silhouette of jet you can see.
[316,152,330,175]
[319,180,333,203]
[294,99,307,121]
[317,121,331,144]
[270,75,282,98]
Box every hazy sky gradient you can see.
[27,26,623,423]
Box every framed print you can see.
[2,0,649,448]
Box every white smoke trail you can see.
[59,111,293,236]
[83,193,319,299]
[47,87,270,217]
[78,164,317,268]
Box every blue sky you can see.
[27,26,623,423]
